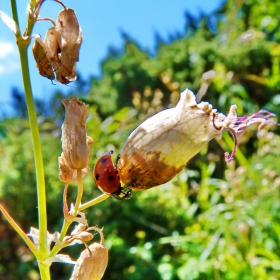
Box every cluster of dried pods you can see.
[32,2,82,84]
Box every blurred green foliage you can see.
[1,0,280,279]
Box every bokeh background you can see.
[1,0,280,279]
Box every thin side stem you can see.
[222,132,250,168]
[49,192,109,258]
[74,169,84,214]
[48,169,84,259]
[0,204,38,257]
[48,219,71,259]
[79,194,110,211]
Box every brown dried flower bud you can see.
[32,7,82,84]
[61,97,93,169]
[58,153,90,183]
[70,243,108,280]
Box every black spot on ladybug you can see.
[95,174,101,180]
[108,176,115,181]
[101,158,107,164]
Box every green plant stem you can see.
[48,170,84,259]
[79,194,110,211]
[11,0,48,264]
[10,1,50,279]
[38,263,51,280]
[49,192,109,259]
[18,37,48,261]
[48,219,71,259]
[10,0,20,33]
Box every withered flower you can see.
[63,223,93,245]
[117,88,278,190]
[70,243,108,280]
[33,7,82,84]
[58,153,90,183]
[61,97,93,170]
[71,228,108,280]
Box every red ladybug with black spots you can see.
[93,151,131,200]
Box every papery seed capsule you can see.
[70,243,108,280]
[117,88,224,190]
[116,88,278,191]
[61,97,93,170]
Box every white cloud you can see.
[0,39,20,75]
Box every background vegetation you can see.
[1,0,280,279]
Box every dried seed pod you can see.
[61,97,93,169]
[117,88,278,190]
[117,88,224,190]
[58,153,90,183]
[70,243,108,280]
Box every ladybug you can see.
[93,151,131,200]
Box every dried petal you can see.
[27,227,54,253]
[71,223,87,235]
[32,36,55,80]
[61,97,93,169]
[43,254,76,266]
[58,153,90,182]
[63,232,93,245]
[43,26,61,71]
[117,88,278,190]
[215,106,278,161]
[63,223,93,245]
[55,8,82,83]
[70,243,108,280]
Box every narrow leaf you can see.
[0,10,20,35]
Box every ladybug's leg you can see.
[116,153,121,167]
[110,185,132,200]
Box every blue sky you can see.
[0,0,223,115]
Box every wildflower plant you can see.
[0,0,279,279]
[0,1,109,279]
